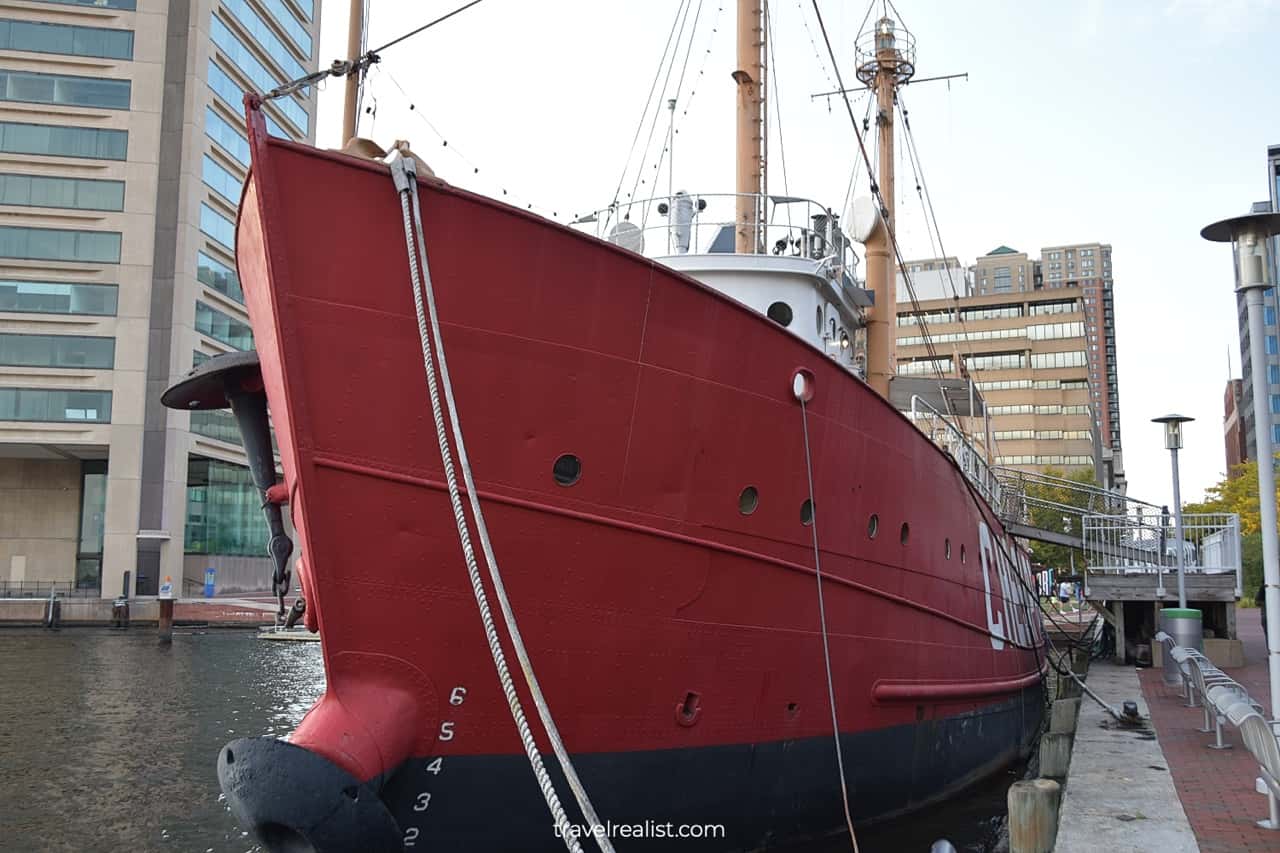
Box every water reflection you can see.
[0,629,1010,853]
[0,629,324,853]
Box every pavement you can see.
[1138,611,1276,853]
[1056,661,1199,853]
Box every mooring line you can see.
[390,153,611,853]
[797,391,861,853]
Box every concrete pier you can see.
[1055,662,1198,852]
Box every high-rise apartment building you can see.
[1235,148,1280,460]
[896,287,1099,477]
[896,256,970,301]
[960,242,1122,488]
[0,0,319,599]
[901,241,1125,489]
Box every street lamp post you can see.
[1202,210,1280,723]
[1153,415,1193,608]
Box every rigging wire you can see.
[808,1,953,402]
[626,0,696,219]
[378,70,568,221]
[796,0,837,91]
[366,0,487,57]
[765,3,791,235]
[640,0,706,232]
[604,0,691,230]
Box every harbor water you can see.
[0,628,1018,852]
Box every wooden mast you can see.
[863,17,906,398]
[341,0,364,143]
[733,0,764,254]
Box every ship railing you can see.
[569,192,859,279]
[1083,512,1242,598]
[908,394,1002,509]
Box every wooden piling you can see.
[1007,778,1061,853]
[1049,697,1081,734]
[158,598,174,644]
[1039,732,1072,779]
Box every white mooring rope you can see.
[797,394,861,853]
[389,154,611,853]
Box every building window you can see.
[1272,394,1280,415]
[1268,335,1279,356]
[0,387,111,422]
[0,333,114,368]
[964,352,1025,371]
[195,301,253,350]
[220,0,309,80]
[1030,351,1087,369]
[205,106,250,167]
[197,251,243,303]
[0,18,134,60]
[0,172,123,211]
[898,357,952,376]
[202,155,242,204]
[209,17,308,133]
[0,68,130,110]
[27,0,135,8]
[185,456,271,556]
[1267,305,1277,326]
[191,409,243,446]
[1274,424,1280,446]
[993,266,1012,292]
[0,120,126,160]
[208,61,292,140]
[199,203,236,250]
[0,225,120,263]
[75,459,107,589]
[258,0,312,56]
[0,280,116,315]
[1026,321,1084,340]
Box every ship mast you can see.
[342,0,365,142]
[733,0,765,253]
[855,17,915,398]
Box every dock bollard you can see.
[158,574,174,644]
[1039,732,1072,779]
[1007,778,1061,853]
[44,591,61,630]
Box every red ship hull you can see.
[217,104,1046,851]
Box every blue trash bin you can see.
[204,567,216,598]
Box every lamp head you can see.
[1152,413,1193,450]
[1201,211,1280,291]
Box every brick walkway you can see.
[1138,611,1276,853]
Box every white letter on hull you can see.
[979,522,1005,650]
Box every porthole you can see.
[552,454,581,486]
[767,301,794,327]
[945,538,952,559]
[800,499,814,526]
[739,486,759,515]
[960,544,967,564]
[867,514,879,538]
[900,523,910,545]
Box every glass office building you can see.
[0,1,320,598]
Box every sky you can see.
[312,0,1280,509]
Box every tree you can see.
[1184,457,1278,605]
[1183,456,1280,536]
[1022,467,1098,576]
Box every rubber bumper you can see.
[218,737,403,852]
